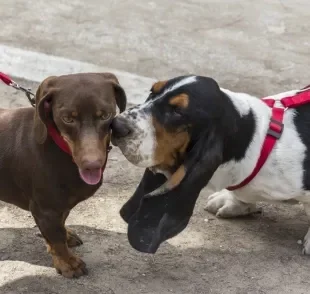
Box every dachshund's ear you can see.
[96,73,127,113]
[33,76,57,144]
[126,130,224,253]
[120,169,166,223]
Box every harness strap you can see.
[227,106,284,191]
[281,88,310,108]
[227,86,310,191]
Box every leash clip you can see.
[10,82,36,107]
[0,72,35,107]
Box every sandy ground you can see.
[1,0,310,293]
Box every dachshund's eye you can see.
[100,113,112,120]
[62,116,74,123]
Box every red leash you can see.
[227,86,310,191]
[0,72,36,106]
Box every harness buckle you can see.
[267,118,284,139]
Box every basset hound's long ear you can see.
[124,129,224,253]
[145,78,236,198]
[96,73,127,113]
[120,169,167,223]
[122,76,237,253]
[33,76,57,144]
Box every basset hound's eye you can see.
[166,105,183,121]
[173,107,182,115]
[172,107,182,117]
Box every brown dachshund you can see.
[0,73,126,278]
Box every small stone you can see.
[204,218,209,222]
[297,240,303,245]
[142,273,146,276]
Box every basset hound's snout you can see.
[111,116,133,142]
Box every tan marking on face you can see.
[72,111,78,117]
[78,133,110,167]
[152,118,190,170]
[168,165,186,188]
[152,80,168,93]
[169,94,189,108]
[96,110,102,117]
[60,125,111,170]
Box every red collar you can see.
[47,123,72,155]
[227,86,310,191]
[47,123,111,172]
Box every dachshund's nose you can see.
[111,116,132,139]
[82,159,103,170]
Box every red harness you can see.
[227,86,310,191]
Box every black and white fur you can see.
[111,75,310,254]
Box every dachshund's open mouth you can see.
[79,168,103,185]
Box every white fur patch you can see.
[205,86,310,255]
[210,88,308,203]
[134,112,156,167]
[145,76,197,106]
[114,109,156,167]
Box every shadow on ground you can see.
[0,207,310,294]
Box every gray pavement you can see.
[1,0,310,94]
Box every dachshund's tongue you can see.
[79,168,102,185]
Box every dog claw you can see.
[54,255,88,279]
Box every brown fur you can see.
[168,165,186,188]
[151,80,167,93]
[0,72,126,278]
[169,94,189,108]
[152,118,190,171]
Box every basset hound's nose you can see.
[111,116,132,139]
